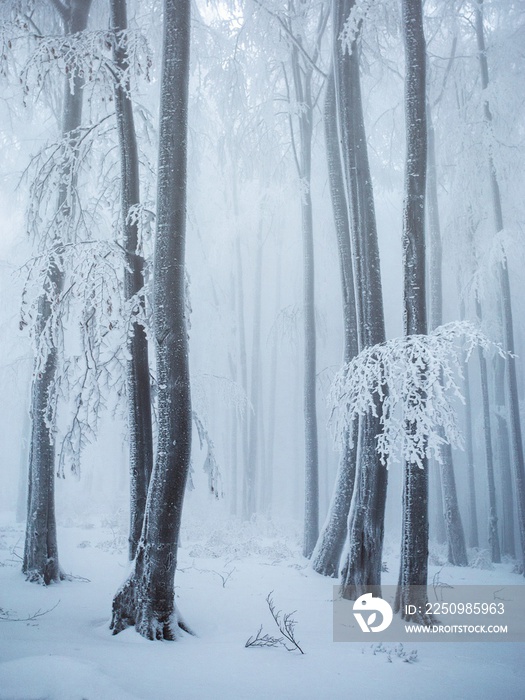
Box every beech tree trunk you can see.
[476,300,501,562]
[23,0,92,585]
[228,272,239,516]
[332,0,387,599]
[110,0,154,562]
[233,176,251,521]
[245,219,264,519]
[395,0,430,621]
[427,103,467,566]
[494,356,515,558]
[463,343,480,549]
[287,36,320,558]
[111,0,192,640]
[262,244,282,515]
[311,68,358,578]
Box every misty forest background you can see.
[0,0,524,640]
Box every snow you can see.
[1,512,524,700]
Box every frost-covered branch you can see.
[22,117,115,249]
[192,410,223,498]
[20,27,151,102]
[330,321,507,468]
[20,238,149,472]
[17,91,155,474]
[340,0,373,55]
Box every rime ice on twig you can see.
[330,321,508,469]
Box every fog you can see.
[0,0,524,694]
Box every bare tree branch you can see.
[253,0,327,78]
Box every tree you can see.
[474,0,525,575]
[276,1,329,557]
[252,0,329,553]
[395,0,429,621]
[461,307,479,549]
[111,0,193,640]
[23,0,93,585]
[476,297,501,562]
[426,43,467,566]
[109,0,154,561]
[333,0,388,599]
[494,355,515,557]
[311,66,358,578]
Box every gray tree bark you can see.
[476,299,501,562]
[311,68,358,578]
[262,243,282,515]
[287,28,322,558]
[458,295,479,549]
[427,103,467,566]
[111,0,193,640]
[110,0,154,562]
[233,177,251,521]
[395,0,430,621]
[245,219,264,519]
[228,272,239,516]
[463,348,479,549]
[494,356,515,557]
[23,0,92,585]
[332,0,387,599]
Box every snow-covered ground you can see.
[1,511,524,700]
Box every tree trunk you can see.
[427,103,467,566]
[463,347,480,549]
[332,0,387,599]
[262,244,282,515]
[300,132,319,558]
[228,271,239,516]
[474,0,525,572]
[494,355,515,558]
[312,68,358,578]
[458,292,480,549]
[111,0,192,640]
[23,0,92,585]
[439,443,468,565]
[287,40,319,558]
[244,219,264,519]
[233,180,250,519]
[16,408,31,523]
[110,0,154,562]
[431,462,446,544]
[395,0,430,621]
[476,300,501,562]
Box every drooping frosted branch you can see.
[330,321,507,469]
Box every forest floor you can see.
[0,509,524,700]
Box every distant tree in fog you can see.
[23,0,93,585]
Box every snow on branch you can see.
[192,410,223,499]
[340,0,373,55]
[329,321,507,469]
[19,27,151,101]
[22,116,116,250]
[20,238,149,475]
